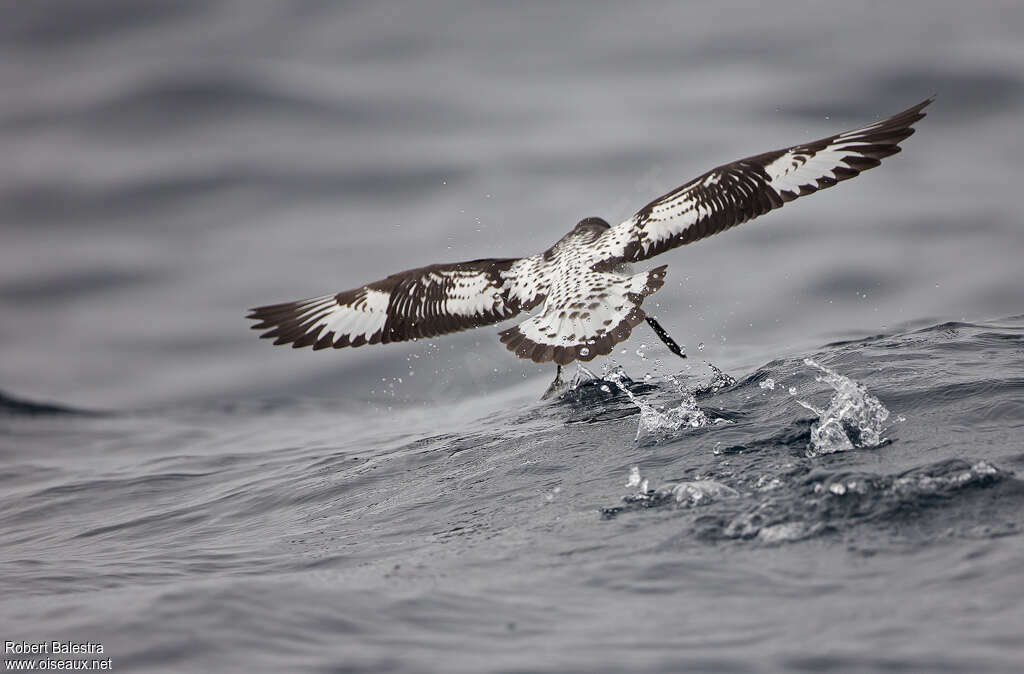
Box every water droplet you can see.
[579,347,590,356]
[788,386,797,395]
[697,342,705,351]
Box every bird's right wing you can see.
[248,257,545,350]
[595,98,932,266]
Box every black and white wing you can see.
[595,98,932,265]
[248,257,544,350]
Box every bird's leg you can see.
[645,316,687,359]
[542,365,565,400]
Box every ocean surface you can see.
[2,2,1023,672]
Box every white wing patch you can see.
[315,289,389,346]
[762,142,860,196]
[436,270,503,318]
[258,288,390,349]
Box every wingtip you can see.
[246,304,277,322]
[904,96,935,121]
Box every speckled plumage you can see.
[249,99,931,367]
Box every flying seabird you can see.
[249,98,931,395]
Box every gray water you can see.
[2,2,1023,672]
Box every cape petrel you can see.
[249,98,931,395]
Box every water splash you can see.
[702,362,737,393]
[668,480,740,505]
[759,378,776,391]
[607,466,739,515]
[607,457,1012,539]
[625,465,648,492]
[798,358,891,457]
[605,367,713,442]
[891,459,1001,495]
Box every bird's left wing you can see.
[595,98,932,266]
[248,257,544,350]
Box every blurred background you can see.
[2,0,1022,409]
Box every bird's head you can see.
[574,217,611,233]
